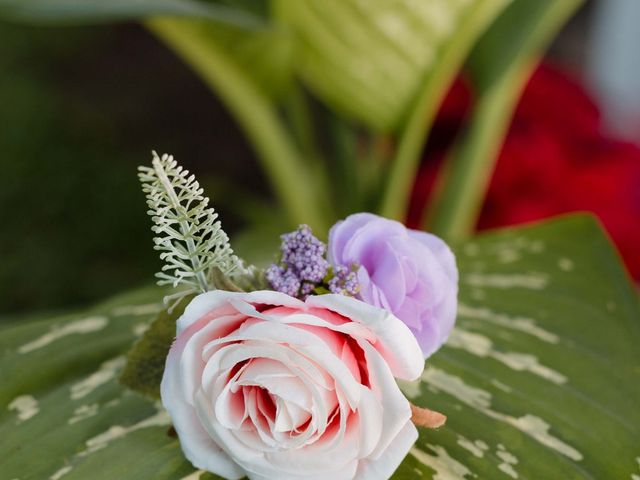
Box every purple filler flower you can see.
[280,225,329,283]
[267,225,330,297]
[328,265,360,296]
[328,213,458,358]
[265,265,300,297]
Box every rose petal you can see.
[354,420,417,480]
[357,341,413,459]
[161,343,244,479]
[306,294,424,380]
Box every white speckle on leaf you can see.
[447,329,491,355]
[505,415,582,461]
[112,303,162,316]
[457,435,488,458]
[447,329,566,384]
[69,403,99,425]
[470,289,486,301]
[558,258,574,271]
[495,351,566,384]
[423,368,492,410]
[631,457,640,480]
[496,444,519,478]
[465,273,548,290]
[79,405,170,456]
[70,357,126,400]
[397,379,421,399]
[133,323,150,336]
[410,445,474,479]
[491,380,513,393]
[529,241,545,253]
[497,249,520,264]
[104,398,121,408]
[50,466,73,480]
[458,304,559,343]
[18,316,108,354]
[412,467,424,476]
[8,395,39,422]
[422,368,583,461]
[179,471,204,480]
[464,243,480,257]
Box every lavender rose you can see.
[328,213,458,357]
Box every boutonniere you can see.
[122,152,458,480]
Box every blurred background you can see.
[1,0,638,318]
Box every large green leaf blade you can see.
[400,214,640,478]
[274,0,509,132]
[2,215,639,479]
[0,0,262,25]
[425,0,584,240]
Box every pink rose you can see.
[161,290,424,480]
[329,213,458,358]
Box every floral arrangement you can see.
[126,152,458,479]
[4,2,640,480]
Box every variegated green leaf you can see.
[273,0,510,132]
[1,215,638,479]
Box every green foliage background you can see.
[0,23,268,316]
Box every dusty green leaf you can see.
[119,296,193,400]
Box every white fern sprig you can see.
[139,152,243,307]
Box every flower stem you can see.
[424,0,583,241]
[377,0,509,222]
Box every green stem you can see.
[145,17,327,233]
[378,0,509,221]
[283,83,317,161]
[328,115,360,216]
[283,84,335,224]
[425,0,583,241]
[426,62,533,240]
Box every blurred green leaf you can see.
[426,0,584,240]
[0,0,263,26]
[2,215,638,479]
[373,0,510,220]
[147,16,327,232]
[274,0,509,133]
[169,18,295,99]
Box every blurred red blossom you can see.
[409,64,640,279]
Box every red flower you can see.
[410,63,640,279]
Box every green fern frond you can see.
[139,152,243,307]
